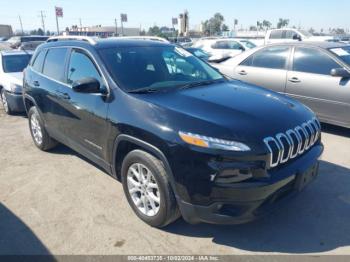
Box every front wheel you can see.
[28,107,58,151]
[121,150,180,228]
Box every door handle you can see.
[288,77,301,83]
[55,90,71,100]
[238,70,248,76]
[33,81,40,87]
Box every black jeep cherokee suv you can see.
[23,37,324,227]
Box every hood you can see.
[139,81,315,147]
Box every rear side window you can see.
[269,30,283,39]
[293,47,340,75]
[42,48,68,81]
[32,50,46,73]
[241,47,290,69]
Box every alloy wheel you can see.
[30,113,43,145]
[127,163,160,217]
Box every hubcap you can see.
[1,92,9,113]
[30,113,43,145]
[127,163,160,217]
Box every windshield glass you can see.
[239,40,257,49]
[299,30,313,38]
[2,54,32,73]
[99,46,224,92]
[329,46,350,65]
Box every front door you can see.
[59,48,110,159]
[285,47,350,127]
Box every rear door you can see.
[233,46,291,93]
[58,48,109,159]
[285,46,350,126]
[27,47,69,139]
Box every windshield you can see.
[2,54,32,73]
[239,40,257,49]
[329,46,350,65]
[99,46,224,92]
[299,30,313,38]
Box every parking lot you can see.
[0,104,350,255]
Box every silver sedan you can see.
[213,42,350,128]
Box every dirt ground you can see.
[1,105,350,255]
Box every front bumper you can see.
[176,144,323,225]
[4,90,25,112]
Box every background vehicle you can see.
[23,37,322,227]
[265,28,334,44]
[185,47,211,61]
[0,50,32,114]
[169,37,193,47]
[214,42,350,128]
[193,38,255,60]
[18,41,45,51]
[6,36,49,49]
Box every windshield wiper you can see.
[128,87,158,94]
[179,79,225,90]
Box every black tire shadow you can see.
[164,160,350,254]
[0,203,53,256]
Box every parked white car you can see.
[0,50,32,114]
[265,28,334,44]
[193,38,256,60]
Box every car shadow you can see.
[0,203,54,256]
[165,160,350,254]
[321,123,350,138]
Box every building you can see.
[64,25,140,38]
[0,25,13,38]
[178,10,189,36]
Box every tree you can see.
[222,24,229,32]
[202,13,226,35]
[277,18,289,29]
[249,26,257,31]
[256,21,263,31]
[262,20,272,30]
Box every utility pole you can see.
[79,18,82,28]
[114,18,118,36]
[39,10,46,34]
[18,15,24,35]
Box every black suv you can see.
[23,37,324,227]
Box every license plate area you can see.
[295,162,319,191]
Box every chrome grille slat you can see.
[264,118,321,169]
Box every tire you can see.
[1,89,13,115]
[28,106,58,151]
[121,149,180,228]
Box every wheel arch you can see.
[112,134,178,196]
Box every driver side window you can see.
[67,50,102,85]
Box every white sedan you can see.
[0,50,32,114]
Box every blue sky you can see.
[0,0,348,32]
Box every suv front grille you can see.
[263,117,321,168]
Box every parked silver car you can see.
[214,42,350,128]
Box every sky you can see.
[0,0,349,33]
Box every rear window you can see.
[2,54,32,73]
[42,48,68,81]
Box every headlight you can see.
[179,131,250,151]
[10,83,22,93]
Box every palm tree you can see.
[262,20,272,30]
[277,18,289,29]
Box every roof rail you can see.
[47,36,98,45]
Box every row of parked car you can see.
[0,33,347,228]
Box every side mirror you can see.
[331,68,350,78]
[72,77,101,93]
[293,34,302,41]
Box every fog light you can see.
[215,169,253,184]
